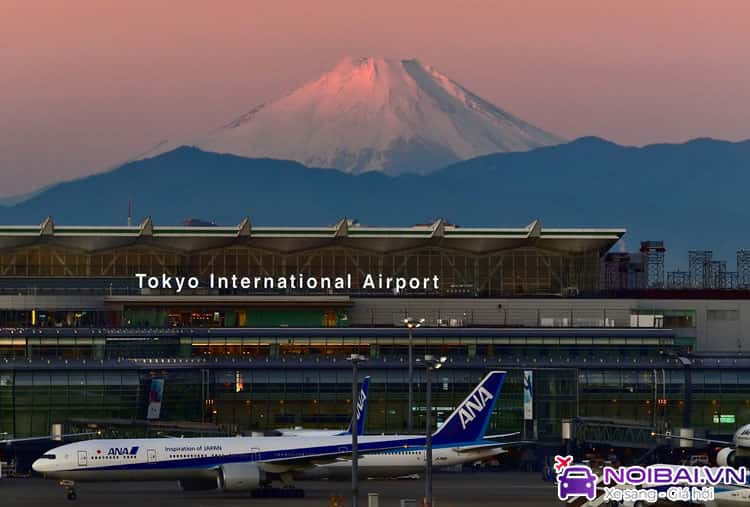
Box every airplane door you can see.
[77,450,87,467]
[147,449,157,463]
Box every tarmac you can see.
[0,471,559,506]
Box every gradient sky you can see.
[2,0,749,196]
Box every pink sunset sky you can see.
[2,0,749,196]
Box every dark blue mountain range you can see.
[2,137,749,268]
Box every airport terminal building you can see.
[1,218,749,451]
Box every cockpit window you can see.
[41,454,57,459]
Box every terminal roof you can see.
[0,217,625,254]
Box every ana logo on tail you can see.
[458,386,494,430]
[356,388,367,421]
[344,376,370,435]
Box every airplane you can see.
[657,423,750,467]
[275,377,523,480]
[33,371,506,500]
[712,424,750,468]
[657,424,750,505]
[274,374,518,480]
[298,374,518,480]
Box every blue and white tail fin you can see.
[342,376,370,435]
[431,371,506,446]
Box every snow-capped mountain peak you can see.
[193,57,563,173]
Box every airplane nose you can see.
[32,458,46,474]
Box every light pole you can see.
[403,317,425,432]
[347,353,366,507]
[498,303,506,326]
[422,354,446,507]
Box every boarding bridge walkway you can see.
[570,417,661,449]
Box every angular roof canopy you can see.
[0,217,625,255]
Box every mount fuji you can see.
[189,57,563,173]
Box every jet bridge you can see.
[569,417,662,449]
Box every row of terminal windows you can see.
[0,337,679,361]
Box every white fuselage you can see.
[34,434,506,482]
[32,434,421,482]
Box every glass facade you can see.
[1,325,747,442]
[0,366,523,438]
[0,370,144,437]
[0,330,680,361]
[207,368,524,434]
[0,243,603,297]
[4,362,748,441]
[578,369,750,435]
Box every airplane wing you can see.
[484,432,520,440]
[260,438,422,469]
[653,432,734,446]
[1,432,98,445]
[453,440,531,453]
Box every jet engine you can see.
[217,463,265,492]
[717,447,736,467]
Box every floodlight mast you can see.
[403,317,425,432]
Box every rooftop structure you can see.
[0,217,624,297]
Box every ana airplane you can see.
[275,373,518,480]
[298,374,518,480]
[33,371,506,500]
[714,424,750,468]
[659,423,750,467]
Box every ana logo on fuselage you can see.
[458,386,494,430]
[107,446,139,456]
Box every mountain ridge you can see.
[1,137,749,267]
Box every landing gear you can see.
[60,480,77,501]
[280,472,295,488]
[252,473,304,498]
